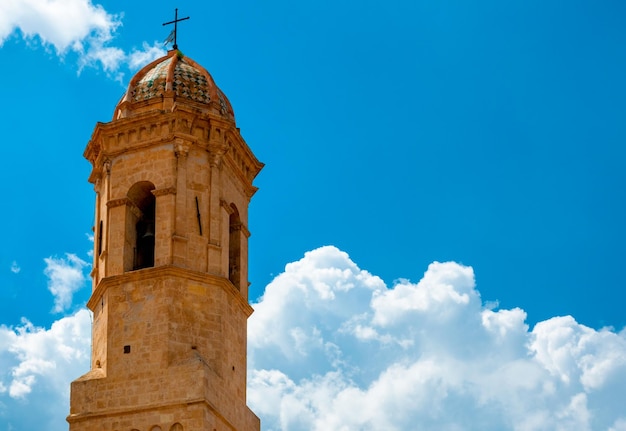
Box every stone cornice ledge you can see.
[67,398,237,431]
[87,265,253,316]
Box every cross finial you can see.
[163,8,190,50]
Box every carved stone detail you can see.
[174,139,190,158]
[220,199,233,214]
[240,223,251,238]
[209,152,223,168]
[103,159,112,175]
[107,198,128,208]
[152,187,176,197]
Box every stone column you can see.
[100,160,111,280]
[92,178,101,286]
[220,199,232,281]
[239,223,251,300]
[152,187,176,266]
[105,197,129,275]
[207,151,224,276]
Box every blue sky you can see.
[0,1,625,430]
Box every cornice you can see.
[87,265,254,317]
[224,127,264,179]
[67,398,238,431]
[222,154,262,198]
[85,109,261,182]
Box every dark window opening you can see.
[97,220,103,255]
[124,182,156,272]
[134,198,155,269]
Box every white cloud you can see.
[44,254,89,313]
[9,261,20,274]
[0,310,90,429]
[128,41,167,70]
[248,246,626,431]
[531,316,626,391]
[0,0,165,77]
[3,313,90,398]
[0,0,117,52]
[2,245,625,430]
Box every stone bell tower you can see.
[67,49,263,431]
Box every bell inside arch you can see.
[142,221,155,239]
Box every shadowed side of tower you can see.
[67,49,263,431]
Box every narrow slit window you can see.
[97,220,103,256]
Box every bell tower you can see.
[67,49,263,431]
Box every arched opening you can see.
[228,204,241,289]
[124,181,156,271]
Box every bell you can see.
[142,222,155,239]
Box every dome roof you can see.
[114,50,235,121]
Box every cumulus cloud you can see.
[0,0,165,77]
[44,254,89,313]
[248,246,626,431]
[0,310,90,429]
[2,246,625,430]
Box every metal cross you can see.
[163,8,190,50]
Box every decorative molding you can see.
[107,198,129,208]
[244,185,260,199]
[228,222,250,238]
[240,223,251,238]
[106,198,141,218]
[103,159,112,175]
[220,199,233,214]
[174,139,190,158]
[209,152,223,168]
[87,265,254,316]
[152,187,176,197]
[127,201,142,218]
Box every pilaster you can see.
[105,197,129,276]
[208,150,225,276]
[173,139,190,266]
[152,187,176,266]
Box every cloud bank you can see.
[1,246,625,430]
[0,0,165,77]
[248,246,626,431]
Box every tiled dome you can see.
[114,50,235,121]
